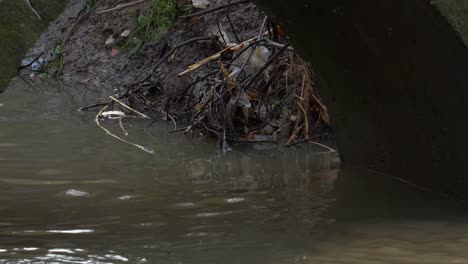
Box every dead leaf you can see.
[219,61,235,90]
[321,110,330,125]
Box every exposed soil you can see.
[27,0,262,91]
[23,0,331,149]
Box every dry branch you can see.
[96,0,147,14]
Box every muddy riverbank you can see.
[22,0,331,149]
[0,0,65,90]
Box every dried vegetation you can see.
[24,0,332,152]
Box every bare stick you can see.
[225,0,241,43]
[242,42,291,91]
[282,134,328,148]
[25,0,42,20]
[95,106,155,154]
[261,39,294,51]
[178,0,250,21]
[145,108,177,130]
[78,102,108,112]
[308,141,336,153]
[178,34,268,77]
[118,117,129,136]
[232,16,268,81]
[109,96,150,119]
[97,0,147,14]
[136,36,213,84]
[296,101,309,138]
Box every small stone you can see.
[193,0,210,9]
[105,35,115,46]
[120,29,131,37]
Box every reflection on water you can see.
[0,78,467,263]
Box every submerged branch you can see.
[25,0,42,20]
[95,105,155,154]
[96,0,147,14]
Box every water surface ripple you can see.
[0,79,467,263]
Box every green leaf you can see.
[86,0,95,11]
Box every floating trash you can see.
[225,197,245,203]
[47,229,94,234]
[118,195,134,200]
[49,248,75,254]
[20,57,46,71]
[99,110,126,120]
[65,189,89,197]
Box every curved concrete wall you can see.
[253,0,468,197]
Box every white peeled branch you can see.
[100,111,126,119]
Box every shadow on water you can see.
[330,167,468,220]
[1,78,468,263]
[299,168,468,264]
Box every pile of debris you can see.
[129,1,330,149]
[25,0,331,151]
[124,1,328,148]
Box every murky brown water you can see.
[1,78,468,263]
